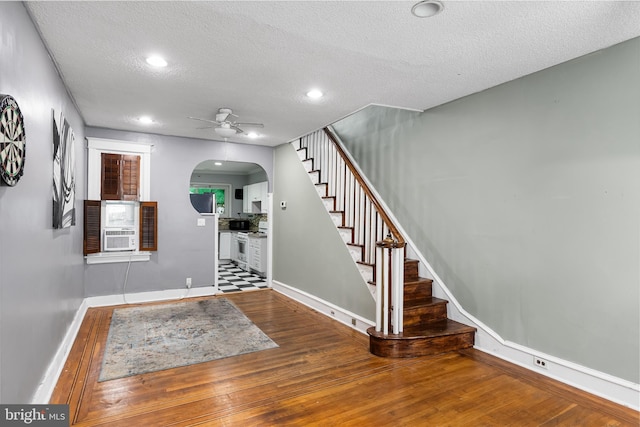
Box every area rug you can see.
[99,298,278,381]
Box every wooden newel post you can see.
[376,234,405,334]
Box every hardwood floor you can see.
[51,290,639,426]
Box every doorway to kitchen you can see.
[189,159,271,292]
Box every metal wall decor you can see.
[0,94,26,186]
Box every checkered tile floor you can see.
[218,262,268,293]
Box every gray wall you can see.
[332,38,640,383]
[272,144,375,320]
[84,127,273,296]
[0,3,86,403]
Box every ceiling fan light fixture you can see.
[411,0,443,18]
[214,126,237,138]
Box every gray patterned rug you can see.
[99,298,278,381]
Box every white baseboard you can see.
[273,280,639,411]
[272,280,374,335]
[33,286,219,403]
[31,299,89,404]
[34,282,638,410]
[85,286,218,307]
[474,328,640,411]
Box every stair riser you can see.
[403,305,448,327]
[404,260,420,282]
[303,159,313,172]
[347,245,363,262]
[315,184,328,197]
[369,332,475,358]
[403,281,433,299]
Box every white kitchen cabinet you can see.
[219,232,231,260]
[248,236,267,276]
[229,232,239,262]
[243,181,268,213]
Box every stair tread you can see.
[405,277,433,285]
[368,319,476,340]
[404,296,447,309]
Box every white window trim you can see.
[86,137,153,264]
[85,251,151,264]
[87,137,152,201]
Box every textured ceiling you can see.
[25,1,640,147]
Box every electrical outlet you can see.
[186,278,192,288]
[533,356,548,369]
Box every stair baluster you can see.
[295,127,476,357]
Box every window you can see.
[87,138,151,201]
[85,138,156,263]
[83,200,158,256]
[189,183,231,215]
[101,153,140,200]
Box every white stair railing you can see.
[295,128,405,334]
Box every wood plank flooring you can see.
[51,290,639,426]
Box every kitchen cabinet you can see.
[243,181,268,213]
[248,236,267,276]
[219,231,231,260]
[230,232,238,262]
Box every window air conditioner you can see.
[104,228,137,251]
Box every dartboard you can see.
[0,94,26,186]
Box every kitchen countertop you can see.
[218,229,266,237]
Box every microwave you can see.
[229,219,250,231]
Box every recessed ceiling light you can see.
[246,132,260,139]
[411,0,444,18]
[214,162,223,166]
[146,55,167,67]
[306,89,323,99]
[138,116,154,124]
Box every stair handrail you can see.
[323,128,405,247]
[300,127,406,334]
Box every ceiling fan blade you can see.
[196,126,214,130]
[234,122,264,128]
[188,116,221,125]
[231,125,244,134]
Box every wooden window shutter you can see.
[139,201,158,251]
[100,153,140,201]
[121,155,140,201]
[84,200,101,255]
[101,153,120,200]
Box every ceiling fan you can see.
[188,108,264,139]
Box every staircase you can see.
[367,259,476,357]
[295,128,476,358]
